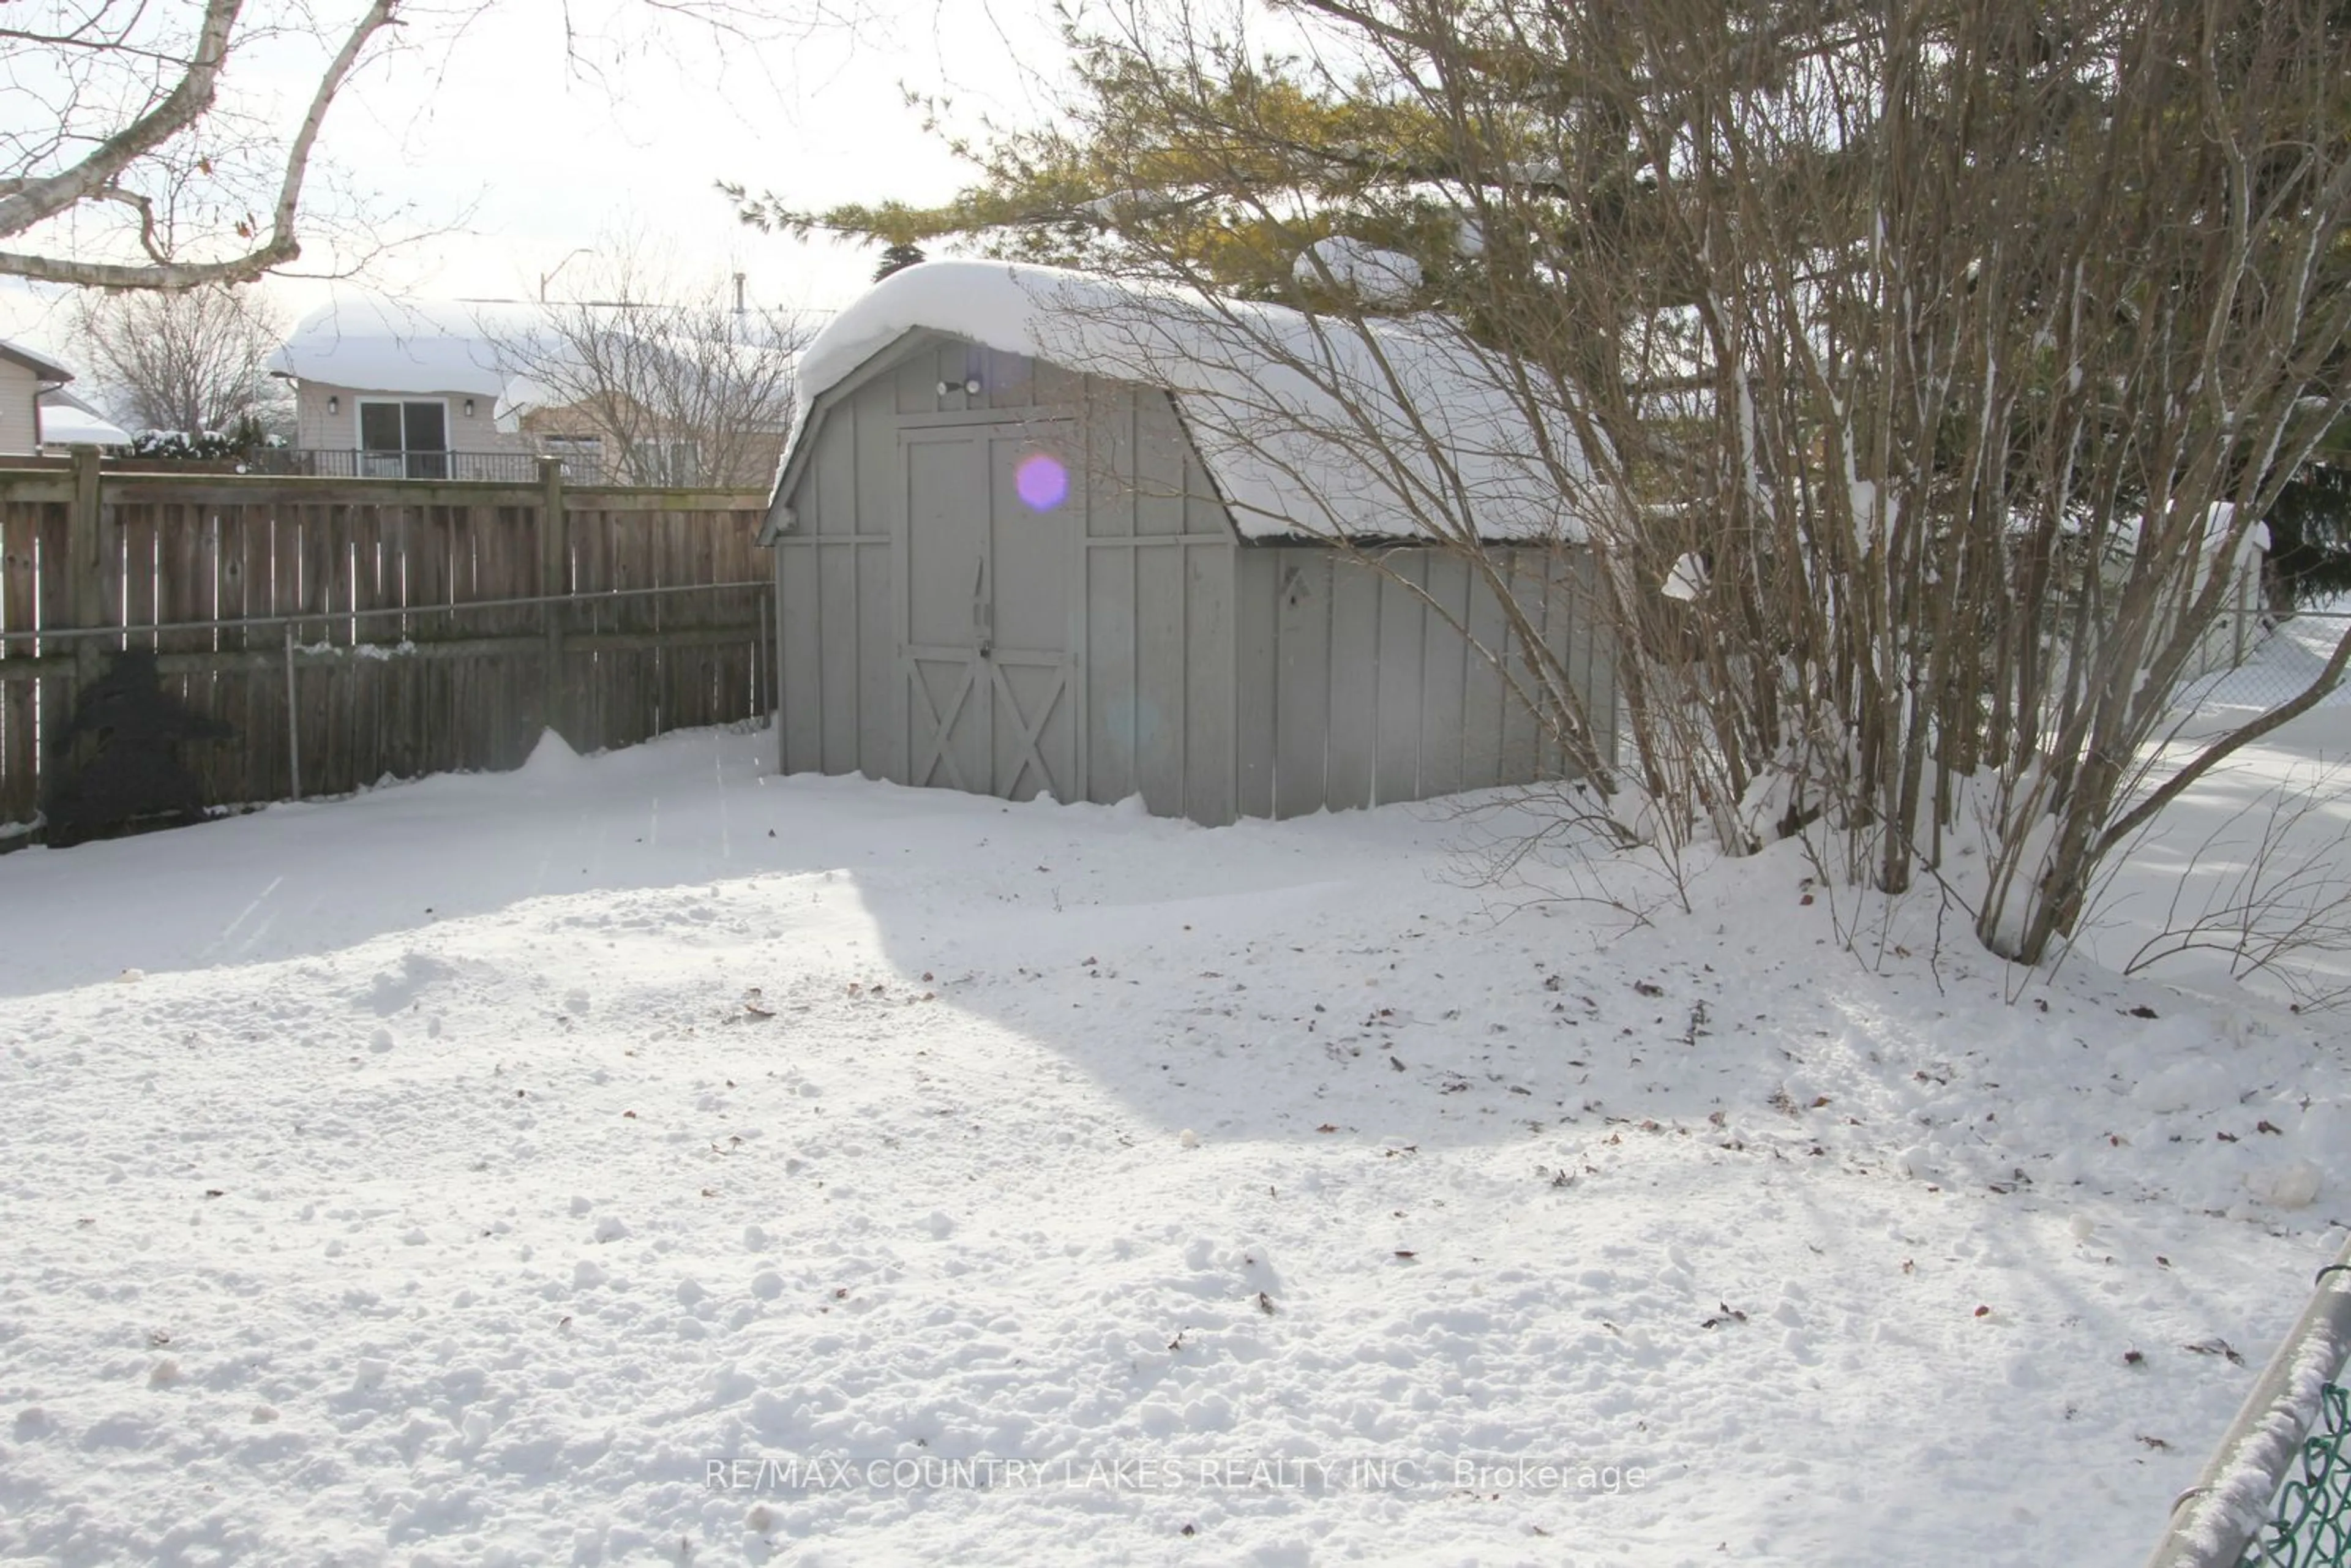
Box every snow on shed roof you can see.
[774,260,1592,543]
[270,297,522,399]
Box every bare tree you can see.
[0,1,399,290]
[493,253,807,489]
[68,285,285,435]
[0,0,866,291]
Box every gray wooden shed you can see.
[760,263,1613,825]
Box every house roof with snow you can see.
[37,388,130,446]
[0,337,74,384]
[269,298,520,401]
[768,260,1594,544]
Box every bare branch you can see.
[2093,621,2351,862]
[66,283,287,435]
[0,0,399,290]
[0,0,244,241]
[486,243,810,489]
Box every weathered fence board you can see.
[0,454,768,833]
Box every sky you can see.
[0,0,1074,357]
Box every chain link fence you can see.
[2175,610,2351,713]
[2147,1239,2351,1568]
[2242,1383,2351,1567]
[1604,607,2350,775]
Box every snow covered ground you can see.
[1,713,2345,1566]
[2082,610,2351,1010]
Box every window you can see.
[357,400,449,479]
[628,437,702,487]
[541,433,604,483]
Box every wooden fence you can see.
[0,451,771,831]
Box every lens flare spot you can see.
[1015,452,1068,511]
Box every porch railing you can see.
[243,447,611,485]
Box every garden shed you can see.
[760,261,1614,824]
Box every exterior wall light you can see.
[463,398,476,418]
[327,394,339,415]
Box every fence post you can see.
[67,445,105,689]
[283,625,302,801]
[2144,1232,2351,1568]
[539,456,568,747]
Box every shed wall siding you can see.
[774,377,894,781]
[1233,542,1606,819]
[1078,381,1234,822]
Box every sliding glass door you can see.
[358,400,449,479]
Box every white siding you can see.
[0,361,39,453]
[293,380,520,454]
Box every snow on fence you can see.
[2145,1233,2351,1568]
[0,449,771,831]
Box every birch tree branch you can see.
[0,0,246,242]
[0,0,398,290]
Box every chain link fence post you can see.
[2146,1234,2351,1568]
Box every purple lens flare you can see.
[1015,452,1068,511]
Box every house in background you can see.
[269,294,795,487]
[511,375,789,489]
[268,299,533,479]
[0,338,77,454]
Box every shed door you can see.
[901,427,1078,801]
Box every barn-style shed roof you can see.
[768,261,1594,546]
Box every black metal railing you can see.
[244,448,612,485]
